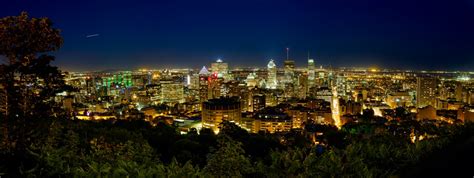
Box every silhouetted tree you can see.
[218,120,249,141]
[202,135,254,177]
[0,12,68,175]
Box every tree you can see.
[218,120,249,141]
[0,12,64,117]
[0,12,67,175]
[202,135,254,177]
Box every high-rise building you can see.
[189,73,200,90]
[308,58,315,88]
[211,59,229,80]
[207,73,222,99]
[220,80,240,98]
[266,59,277,89]
[416,77,437,108]
[202,97,241,133]
[199,66,210,102]
[245,72,258,88]
[160,80,184,104]
[297,73,308,99]
[251,94,265,112]
[283,60,295,84]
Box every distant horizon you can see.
[58,62,474,73]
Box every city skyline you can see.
[2,0,474,71]
[1,9,474,176]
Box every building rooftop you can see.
[203,97,240,106]
[199,66,210,75]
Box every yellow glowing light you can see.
[331,86,342,129]
[410,134,416,143]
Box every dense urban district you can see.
[1,13,474,177]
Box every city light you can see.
[1,3,474,177]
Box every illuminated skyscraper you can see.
[416,77,437,108]
[199,66,210,102]
[283,60,295,84]
[308,58,315,88]
[211,59,229,80]
[160,80,184,104]
[266,59,277,89]
[189,73,200,90]
[207,73,222,99]
[245,72,258,88]
[186,74,191,86]
[283,47,295,85]
[297,73,308,99]
[147,71,152,85]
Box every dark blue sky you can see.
[2,0,474,71]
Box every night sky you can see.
[2,0,474,71]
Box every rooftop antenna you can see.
[286,47,289,60]
[307,51,310,60]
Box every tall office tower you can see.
[186,74,191,87]
[208,73,222,99]
[199,66,210,102]
[335,74,346,97]
[160,80,184,104]
[308,58,315,88]
[283,60,295,84]
[416,77,437,108]
[210,59,229,80]
[220,80,239,97]
[202,97,241,134]
[147,71,152,85]
[245,72,258,88]
[297,73,308,99]
[317,67,326,86]
[266,59,277,89]
[85,76,96,96]
[189,73,200,90]
[282,47,295,84]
